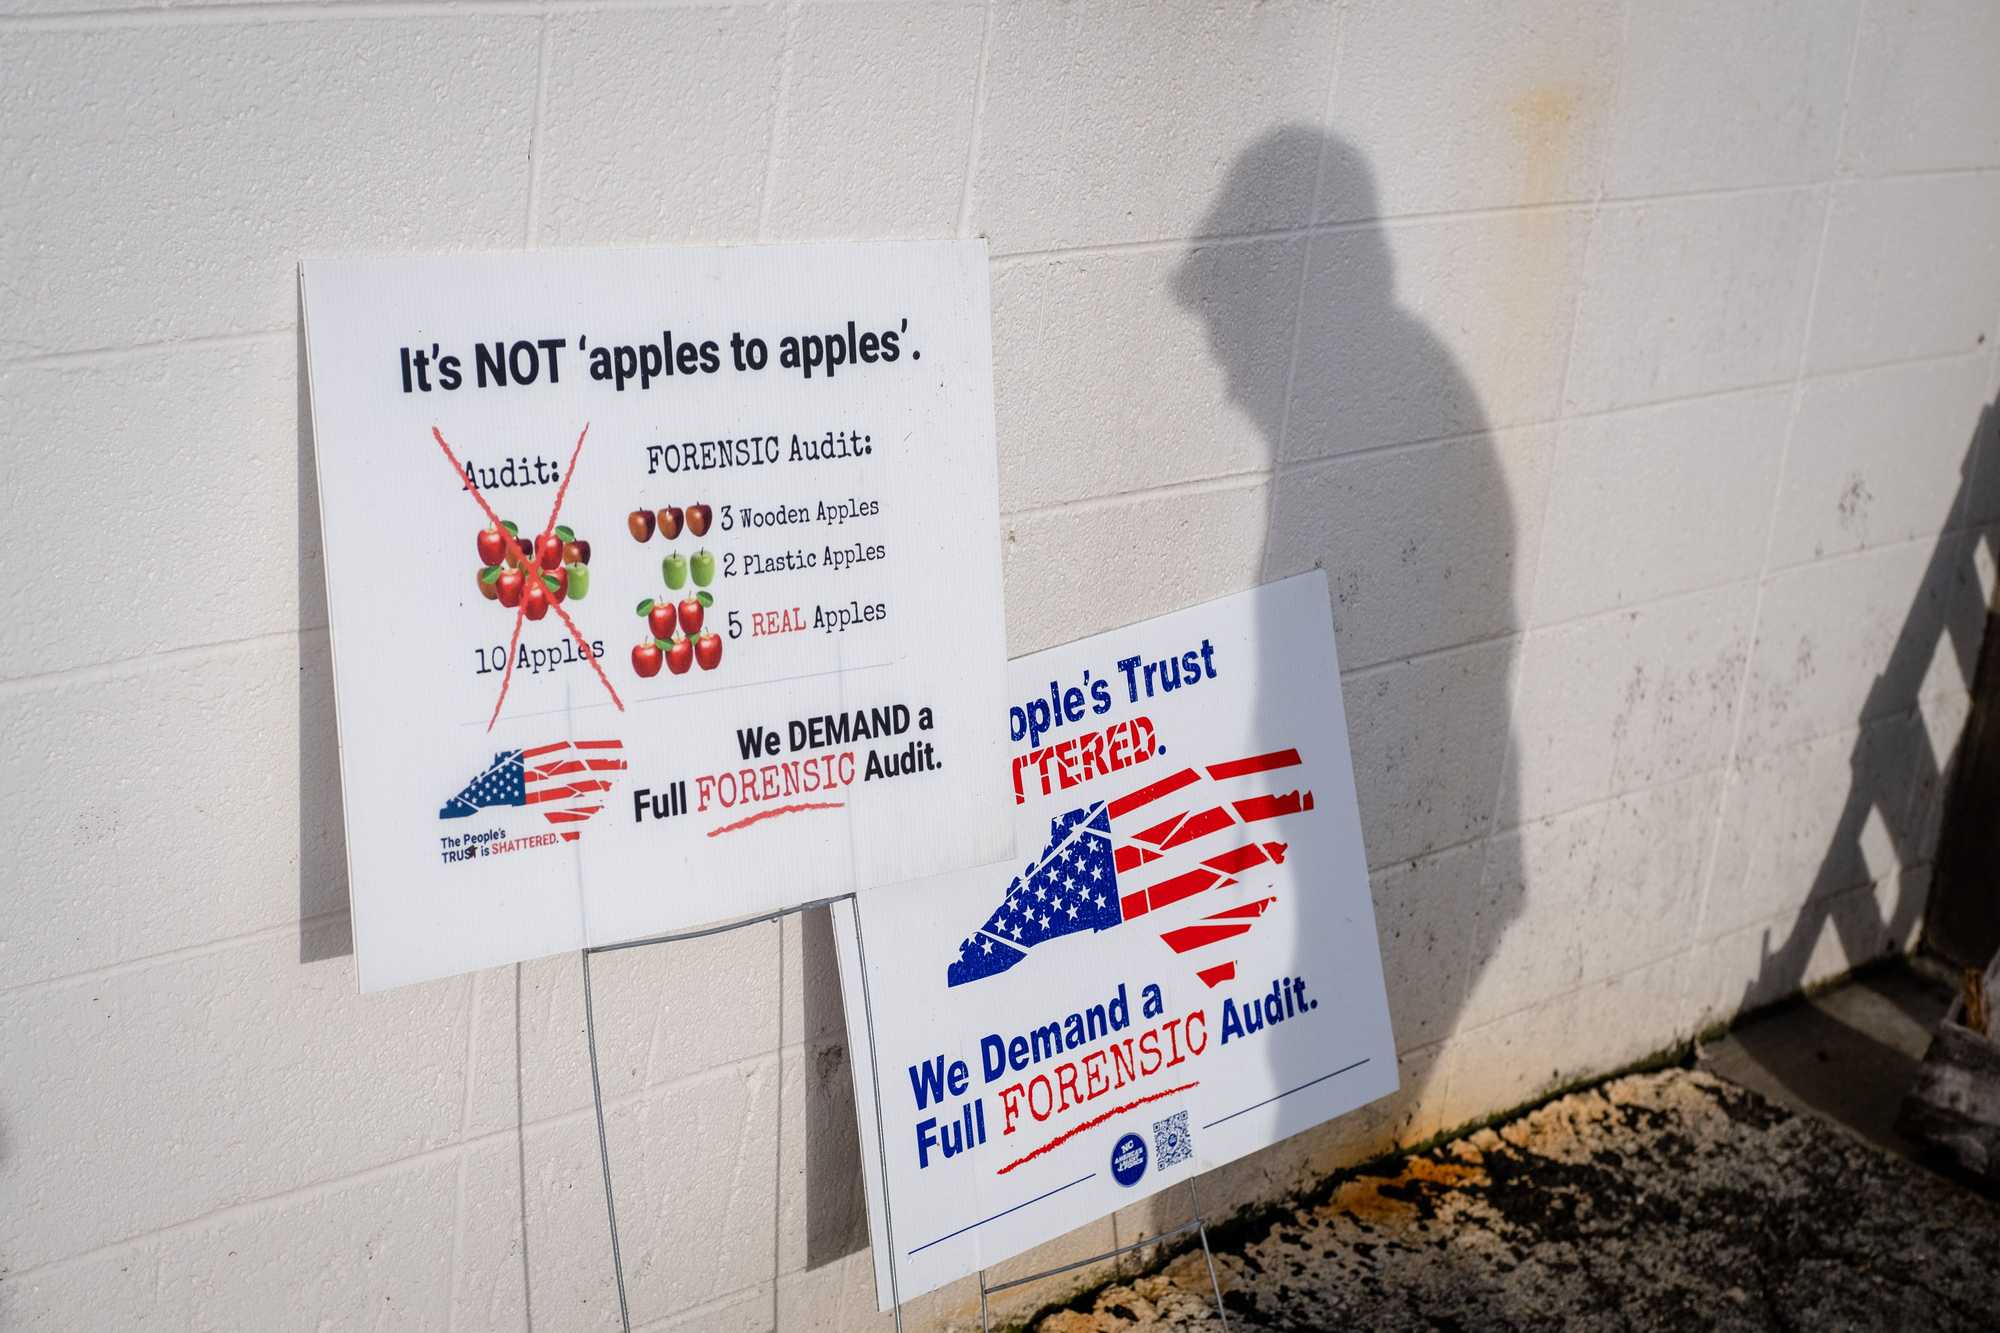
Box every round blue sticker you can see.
[1110,1132,1148,1187]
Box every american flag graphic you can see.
[948,748,1311,990]
[437,739,627,842]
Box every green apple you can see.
[691,549,716,587]
[567,564,590,600]
[662,552,688,589]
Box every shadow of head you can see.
[1169,125,1392,455]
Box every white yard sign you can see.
[302,242,1011,991]
[835,575,1397,1305]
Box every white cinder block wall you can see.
[5,1,1999,1328]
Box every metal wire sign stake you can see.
[972,1176,1229,1333]
[581,893,912,1333]
[582,894,1230,1332]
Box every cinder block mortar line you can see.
[755,1,802,242]
[1719,859,1934,943]
[986,161,2000,277]
[445,1141,471,1333]
[1364,825,1492,879]
[954,0,994,240]
[1,1034,830,1286]
[1974,344,2000,534]
[523,11,553,247]
[1000,468,1267,523]
[444,967,487,1331]
[628,1284,770,1333]
[1685,2,1870,1003]
[1440,0,1625,1124]
[0,906,354,1001]
[982,175,1929,272]
[1352,691,1920,873]
[1460,938,1700,1051]
[0,326,288,370]
[1264,0,1346,581]
[0,623,321,701]
[997,341,1994,527]
[0,0,762,31]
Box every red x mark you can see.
[433,423,625,730]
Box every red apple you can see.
[496,570,525,608]
[478,569,499,600]
[523,581,550,621]
[545,567,568,604]
[666,635,693,675]
[564,539,591,566]
[677,595,704,637]
[536,533,565,569]
[694,630,722,671]
[686,503,713,537]
[477,525,506,566]
[658,506,684,540]
[647,602,676,640]
[631,641,663,678]
[628,509,655,542]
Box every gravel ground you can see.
[1031,1069,2000,1332]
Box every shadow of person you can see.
[1169,126,1526,1215]
[1729,403,1998,1102]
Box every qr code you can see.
[1153,1110,1192,1170]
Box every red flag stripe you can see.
[1159,920,1254,952]
[1196,962,1237,987]
[1105,766,1200,820]
[1202,841,1277,877]
[1231,790,1313,823]
[1206,749,1302,780]
[1203,895,1278,922]
[1132,809,1189,847]
[1114,845,1163,873]
[526,782,614,803]
[1146,865,1224,911]
[528,762,625,783]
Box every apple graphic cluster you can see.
[476,519,592,622]
[628,501,723,678]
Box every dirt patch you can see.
[1034,1069,2000,1331]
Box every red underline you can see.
[705,801,846,837]
[994,1080,1200,1175]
